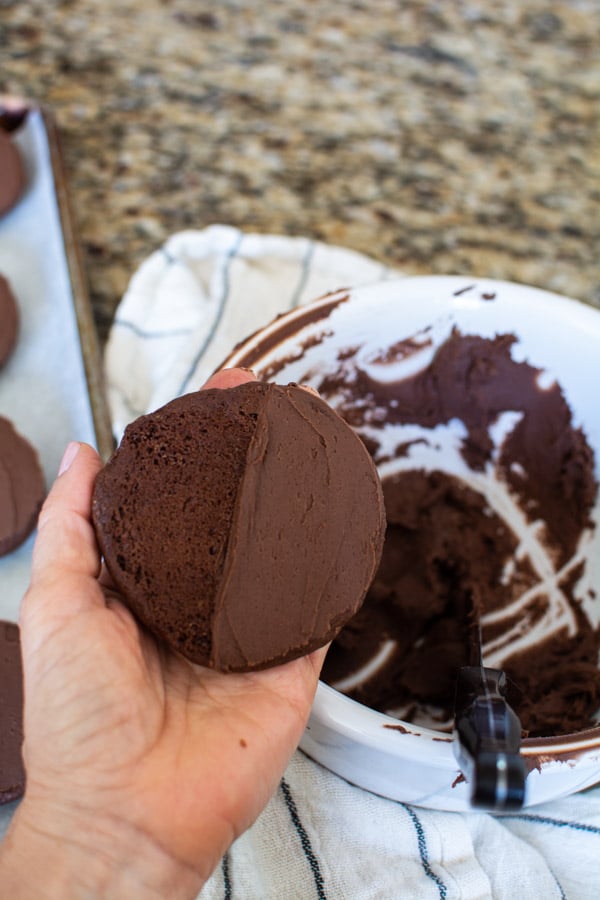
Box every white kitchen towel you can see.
[105,225,600,899]
[105,224,397,440]
[198,752,600,900]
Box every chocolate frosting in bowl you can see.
[228,284,600,741]
[320,330,598,737]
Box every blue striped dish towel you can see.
[105,226,600,899]
[199,752,600,900]
[105,224,396,440]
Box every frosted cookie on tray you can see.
[0,417,45,558]
[0,129,25,218]
[0,274,19,369]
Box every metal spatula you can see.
[453,613,526,810]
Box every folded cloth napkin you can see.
[105,224,397,440]
[105,226,600,900]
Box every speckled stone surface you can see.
[1,0,599,344]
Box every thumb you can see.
[27,442,103,604]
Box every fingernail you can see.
[58,441,80,475]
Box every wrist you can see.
[0,798,206,900]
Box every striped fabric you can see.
[198,752,600,900]
[105,225,397,438]
[104,227,600,899]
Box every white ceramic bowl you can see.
[225,276,600,811]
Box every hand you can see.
[0,369,326,899]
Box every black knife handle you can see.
[454,666,526,810]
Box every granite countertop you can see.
[1,0,599,345]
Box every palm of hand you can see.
[21,565,321,875]
[15,370,325,888]
[1,373,325,896]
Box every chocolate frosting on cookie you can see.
[92,382,385,672]
[0,130,25,217]
[0,621,25,805]
[0,274,19,369]
[0,417,46,557]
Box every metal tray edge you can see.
[1,94,115,461]
[40,106,115,461]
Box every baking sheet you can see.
[0,102,112,627]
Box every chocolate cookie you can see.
[0,130,25,217]
[0,274,19,369]
[0,417,46,557]
[92,382,386,672]
[0,621,25,805]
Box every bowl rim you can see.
[224,275,600,758]
[310,681,600,757]
[222,275,600,371]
